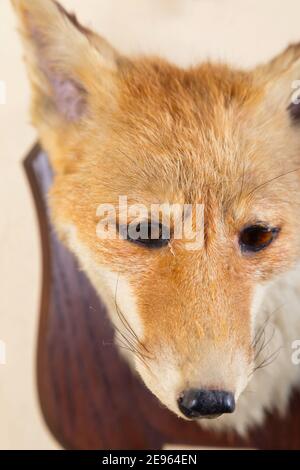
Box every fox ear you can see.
[12,0,120,123]
[255,44,300,122]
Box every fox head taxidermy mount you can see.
[12,0,300,434]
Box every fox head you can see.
[13,0,300,422]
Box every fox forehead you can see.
[117,59,257,134]
[54,59,265,200]
[102,59,261,174]
[51,58,287,241]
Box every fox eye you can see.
[120,221,170,248]
[239,225,280,253]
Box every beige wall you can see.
[1,0,300,450]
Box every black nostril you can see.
[177,389,235,419]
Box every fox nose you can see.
[177,388,235,419]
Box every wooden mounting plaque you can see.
[24,143,300,450]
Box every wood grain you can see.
[24,143,300,450]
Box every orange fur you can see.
[12,0,300,431]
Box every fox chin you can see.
[12,0,300,436]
